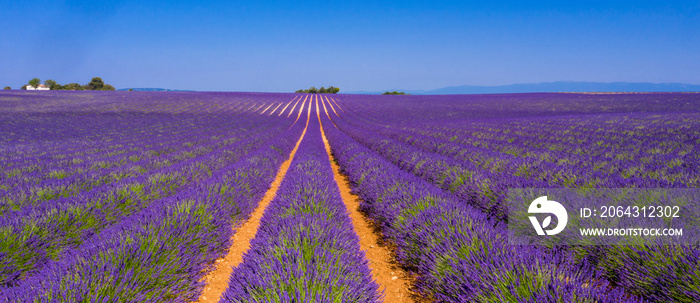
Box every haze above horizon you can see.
[2,1,698,92]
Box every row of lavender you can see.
[336,92,700,122]
[335,111,700,301]
[0,92,300,300]
[0,91,298,186]
[1,110,279,214]
[328,94,700,302]
[1,118,305,301]
[0,94,292,288]
[0,92,280,198]
[0,91,274,159]
[222,103,380,302]
[333,95,700,219]
[319,99,636,302]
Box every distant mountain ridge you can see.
[348,82,700,95]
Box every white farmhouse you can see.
[26,84,50,91]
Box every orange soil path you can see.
[287,95,305,118]
[325,96,341,118]
[329,96,346,114]
[193,100,312,303]
[253,102,268,113]
[288,96,307,129]
[267,102,283,116]
[320,97,337,128]
[316,97,415,303]
[277,95,299,117]
[247,103,259,113]
[259,103,274,115]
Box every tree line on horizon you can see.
[295,86,340,94]
[382,91,409,95]
[9,77,116,91]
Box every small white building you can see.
[26,84,50,91]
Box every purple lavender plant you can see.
[320,105,643,302]
[0,92,302,300]
[222,104,381,303]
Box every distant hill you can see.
[117,88,193,92]
[348,82,700,95]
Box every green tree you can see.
[3,86,10,90]
[86,77,105,90]
[28,78,40,88]
[63,83,84,90]
[128,88,134,92]
[295,86,340,93]
[44,79,58,90]
[21,85,28,90]
[101,84,116,91]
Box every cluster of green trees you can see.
[19,77,115,91]
[295,86,340,94]
[382,91,409,95]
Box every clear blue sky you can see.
[1,1,699,92]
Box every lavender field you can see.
[1,91,699,302]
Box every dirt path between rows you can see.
[328,96,346,114]
[324,95,341,118]
[259,102,274,115]
[287,95,306,118]
[318,98,338,128]
[265,102,282,116]
[289,96,307,128]
[316,97,416,303]
[277,95,299,117]
[193,99,312,303]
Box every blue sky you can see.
[1,1,698,92]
